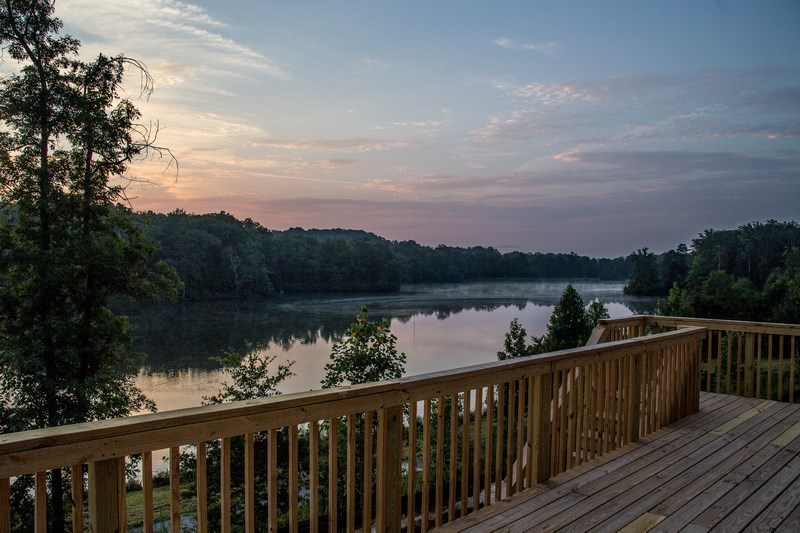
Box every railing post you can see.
[88,457,126,532]
[532,373,553,483]
[376,405,403,533]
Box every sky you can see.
[52,0,800,257]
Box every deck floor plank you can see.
[511,398,775,532]
[648,404,800,532]
[586,404,800,533]
[433,392,800,533]
[746,469,800,531]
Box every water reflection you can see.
[125,281,657,411]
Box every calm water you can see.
[127,280,657,413]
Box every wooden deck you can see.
[435,392,800,532]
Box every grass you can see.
[126,486,197,530]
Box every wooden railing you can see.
[590,316,800,403]
[0,327,705,532]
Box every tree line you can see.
[624,220,800,323]
[138,210,632,300]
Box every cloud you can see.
[59,0,289,79]
[359,58,392,71]
[471,108,573,142]
[469,68,800,161]
[492,37,562,57]
[508,83,599,105]
[554,150,800,177]
[249,138,415,152]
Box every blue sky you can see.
[55,0,800,256]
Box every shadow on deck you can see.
[436,391,800,532]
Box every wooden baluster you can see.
[779,335,785,401]
[693,339,699,409]
[716,331,723,394]
[142,452,154,533]
[310,421,320,533]
[448,394,457,520]
[364,411,374,532]
[515,379,525,485]
[560,370,569,465]
[619,358,627,446]
[705,332,712,392]
[170,446,181,533]
[328,419,338,533]
[736,334,743,396]
[744,334,755,398]
[726,333,733,395]
[613,360,622,449]
[578,366,588,462]
[484,385,494,505]
[421,399,432,532]
[791,336,796,403]
[34,470,46,533]
[289,425,299,533]
[408,403,417,533]
[756,334,763,399]
[461,390,470,516]
[532,373,552,483]
[662,347,670,426]
[473,387,483,507]
[196,443,207,533]
[526,377,536,486]
[0,477,9,533]
[435,396,445,527]
[506,381,516,496]
[221,438,231,533]
[268,429,278,533]
[347,414,356,533]
[70,465,84,533]
[244,434,255,533]
[631,353,643,443]
[586,363,596,462]
[569,368,579,466]
[768,335,774,400]
[600,364,609,456]
[494,387,504,503]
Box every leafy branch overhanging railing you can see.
[0,326,705,532]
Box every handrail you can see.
[1,326,707,532]
[591,315,800,403]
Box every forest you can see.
[624,219,800,323]
[138,210,632,300]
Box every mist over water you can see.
[129,280,656,412]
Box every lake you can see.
[127,280,658,413]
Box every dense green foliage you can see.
[497,284,609,359]
[322,306,406,388]
[136,210,633,300]
[0,2,179,530]
[625,220,800,322]
[496,318,538,360]
[203,347,295,404]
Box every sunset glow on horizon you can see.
[54,0,800,257]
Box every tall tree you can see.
[0,1,179,529]
[536,284,607,353]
